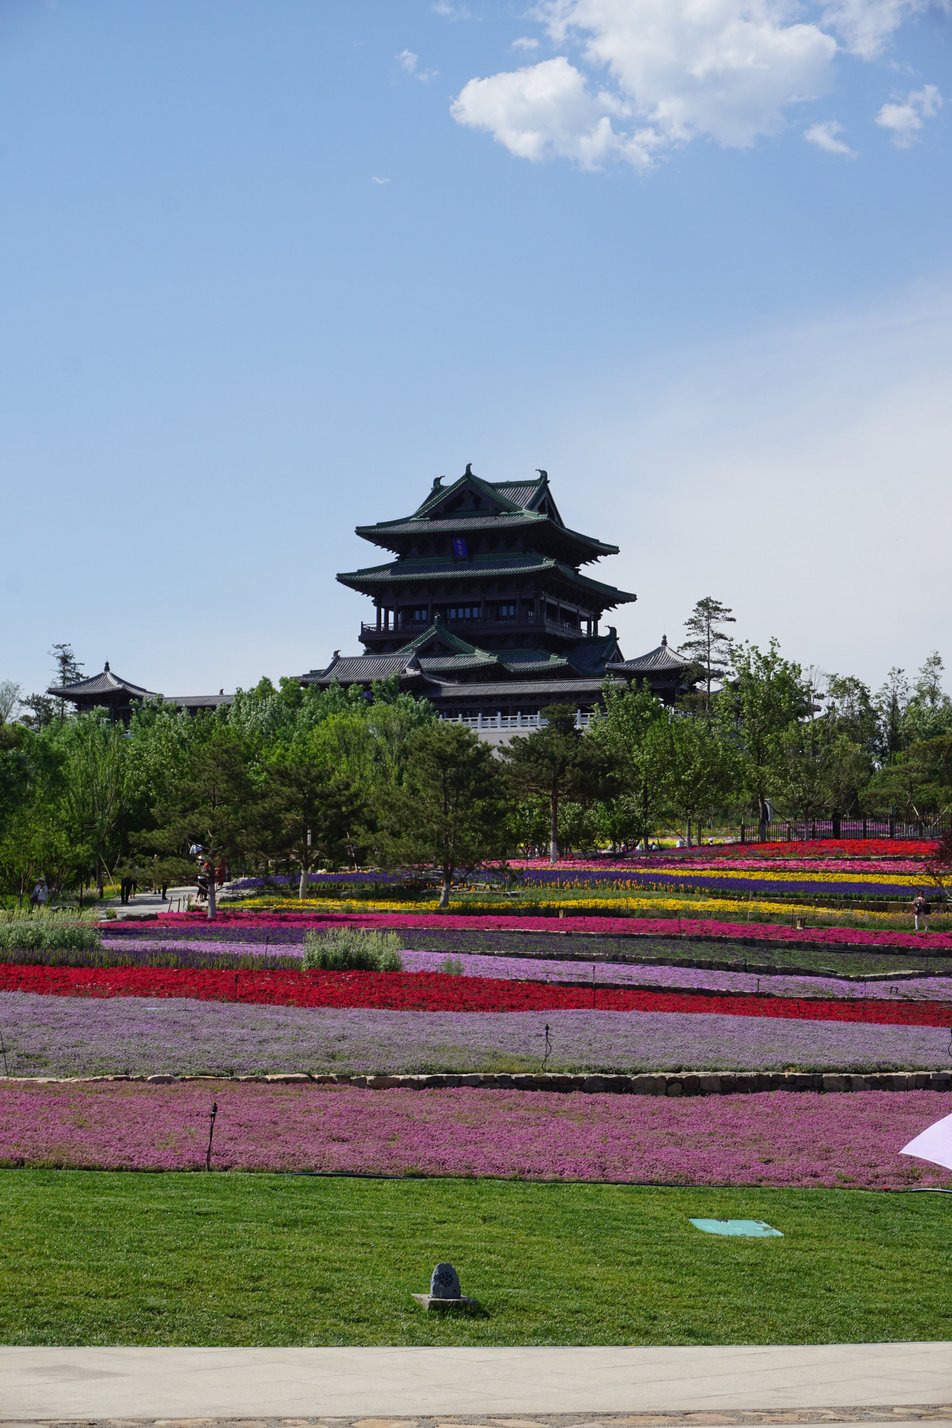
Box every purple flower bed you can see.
[399,949,952,1001]
[105,924,310,944]
[1,1079,949,1188]
[4,991,948,1077]
[518,869,923,898]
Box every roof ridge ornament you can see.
[661,634,668,646]
[464,462,473,477]
[104,660,110,672]
[432,475,443,490]
[535,468,548,481]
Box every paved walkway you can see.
[1,1344,950,1421]
[103,886,197,918]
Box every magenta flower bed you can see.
[1,1080,949,1188]
[147,909,952,953]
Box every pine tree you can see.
[49,643,85,723]
[681,598,736,713]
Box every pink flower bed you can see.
[510,839,938,866]
[147,908,952,953]
[1,1080,949,1188]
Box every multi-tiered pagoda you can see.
[301,465,696,729]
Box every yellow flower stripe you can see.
[231,893,909,920]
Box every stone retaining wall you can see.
[10,1068,952,1095]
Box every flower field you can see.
[220,839,951,924]
[5,993,949,1077]
[228,891,939,922]
[3,959,950,1025]
[2,1080,949,1188]
[48,933,952,999]
[2,837,950,1191]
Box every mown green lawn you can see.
[2,1170,949,1346]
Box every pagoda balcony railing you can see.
[360,614,593,643]
[441,710,595,730]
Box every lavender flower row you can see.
[398,949,952,1001]
[3,992,947,1078]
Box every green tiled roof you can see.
[355,512,619,559]
[338,553,635,606]
[412,470,541,519]
[396,622,487,656]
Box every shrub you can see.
[439,955,465,976]
[301,928,403,972]
[0,914,102,953]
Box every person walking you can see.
[913,893,931,932]
[30,878,48,910]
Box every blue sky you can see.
[2,0,950,701]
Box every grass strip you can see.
[1,1169,949,1347]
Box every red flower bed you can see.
[2,962,950,1027]
[696,839,938,860]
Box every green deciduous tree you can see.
[866,734,952,830]
[375,722,505,908]
[657,711,740,846]
[145,719,271,919]
[266,731,365,896]
[718,640,807,840]
[56,713,132,896]
[500,706,609,863]
[589,682,669,850]
[0,682,21,725]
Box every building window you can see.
[446,605,480,621]
[497,602,517,620]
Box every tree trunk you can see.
[758,795,769,843]
[439,874,451,909]
[549,786,560,864]
[299,827,312,900]
[207,873,217,921]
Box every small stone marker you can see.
[412,1261,477,1311]
[430,1262,461,1299]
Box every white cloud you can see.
[451,0,946,169]
[821,0,924,59]
[546,286,952,685]
[876,82,942,144]
[371,176,392,185]
[804,117,857,155]
[433,1,472,18]
[512,36,540,52]
[451,56,661,169]
[397,48,439,82]
[453,0,838,167]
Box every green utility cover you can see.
[690,1218,783,1237]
